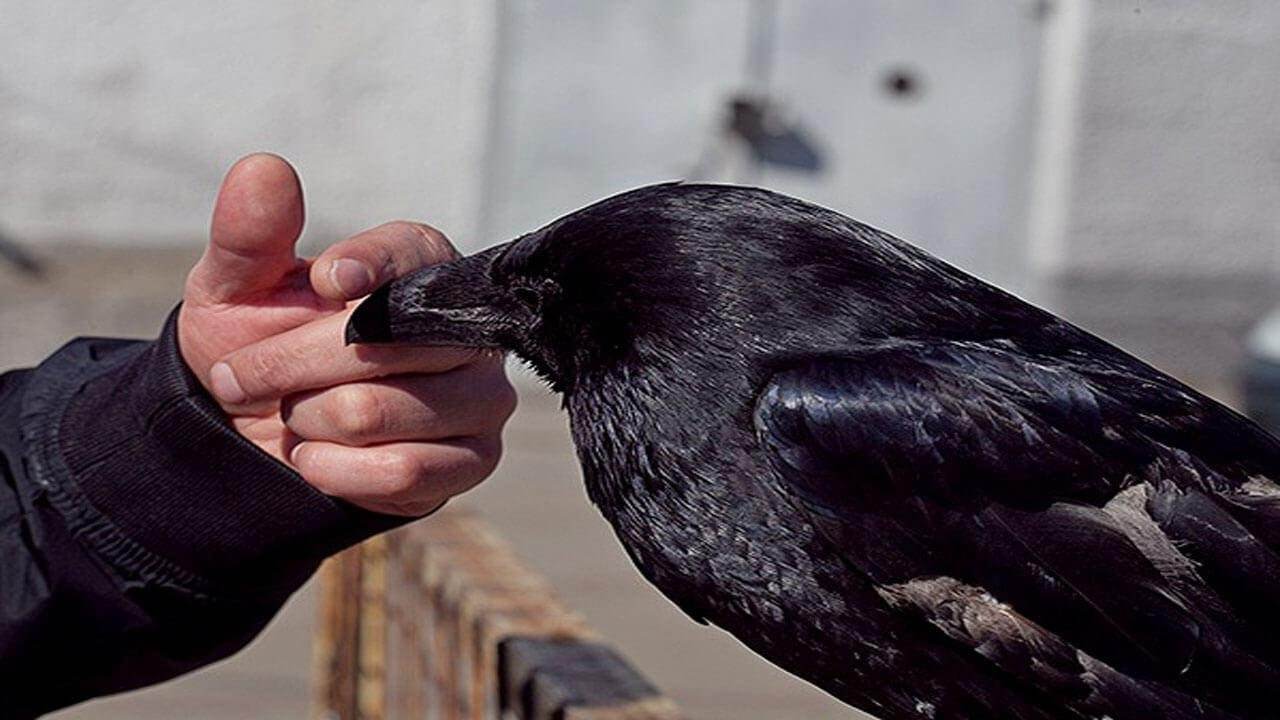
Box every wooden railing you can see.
[311,507,681,720]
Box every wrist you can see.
[18,306,413,596]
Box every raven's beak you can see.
[345,244,514,348]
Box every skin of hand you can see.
[178,153,516,516]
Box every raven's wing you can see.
[754,342,1280,720]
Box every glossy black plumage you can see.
[348,184,1280,720]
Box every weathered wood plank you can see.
[356,534,389,720]
[499,637,682,720]
[311,545,364,720]
[315,507,680,719]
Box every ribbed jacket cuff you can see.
[20,306,407,597]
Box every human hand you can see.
[178,154,515,516]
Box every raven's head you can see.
[346,183,998,394]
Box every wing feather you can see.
[755,342,1280,719]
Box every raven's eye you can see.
[512,285,540,309]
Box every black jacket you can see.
[0,309,402,718]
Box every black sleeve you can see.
[0,307,407,718]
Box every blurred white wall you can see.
[0,1,498,249]
[1034,1,1280,279]
[2,0,1045,285]
[1029,1,1280,389]
[482,1,1044,292]
[2,0,1278,388]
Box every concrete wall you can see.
[1034,1,1280,279]
[3,0,1278,391]
[2,1,1045,287]
[1028,1,1280,391]
[0,1,498,250]
[478,1,750,244]
[482,1,1045,292]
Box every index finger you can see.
[309,221,459,302]
[207,308,482,407]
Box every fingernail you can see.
[330,258,375,297]
[209,362,247,404]
[288,441,306,467]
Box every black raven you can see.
[347,184,1280,720]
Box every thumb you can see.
[186,153,305,304]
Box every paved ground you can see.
[8,247,855,719]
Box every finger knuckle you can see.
[476,435,503,475]
[397,221,460,263]
[489,377,519,425]
[328,386,388,441]
[451,436,502,493]
[452,363,518,431]
[378,451,427,496]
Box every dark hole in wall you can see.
[883,67,923,100]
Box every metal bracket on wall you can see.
[0,231,44,277]
[687,0,825,181]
